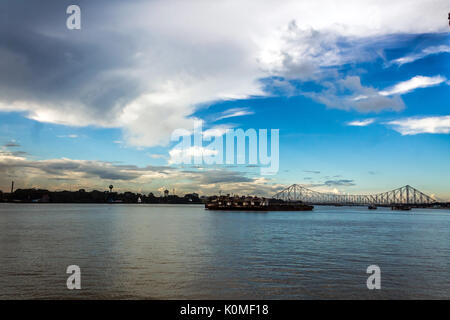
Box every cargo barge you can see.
[205,195,313,211]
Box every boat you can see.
[205,196,313,211]
[368,205,377,210]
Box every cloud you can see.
[148,153,166,159]
[379,75,446,96]
[347,118,376,126]
[0,150,28,157]
[0,151,173,183]
[0,150,281,195]
[294,182,354,194]
[324,179,356,187]
[387,116,450,135]
[303,170,320,174]
[318,75,445,113]
[299,178,356,189]
[307,76,404,112]
[57,134,78,138]
[0,0,447,147]
[168,146,219,164]
[191,169,254,184]
[215,108,254,121]
[202,125,234,139]
[264,24,386,81]
[3,142,20,147]
[390,45,450,66]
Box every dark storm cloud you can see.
[1,0,424,150]
[0,0,142,124]
[2,0,270,147]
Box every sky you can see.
[0,0,449,200]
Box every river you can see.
[0,203,449,299]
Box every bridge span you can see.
[273,184,436,206]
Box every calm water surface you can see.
[0,203,449,299]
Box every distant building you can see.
[184,193,201,202]
[164,189,169,197]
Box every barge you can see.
[205,195,313,211]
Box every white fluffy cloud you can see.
[168,146,218,164]
[216,108,254,121]
[57,134,78,139]
[387,116,450,135]
[202,125,235,139]
[379,75,446,96]
[390,45,450,66]
[347,119,376,126]
[0,0,448,147]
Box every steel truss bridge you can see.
[273,184,436,206]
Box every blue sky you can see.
[0,1,449,199]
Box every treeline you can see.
[0,189,202,204]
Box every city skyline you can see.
[1,0,449,200]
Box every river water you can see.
[0,203,449,299]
